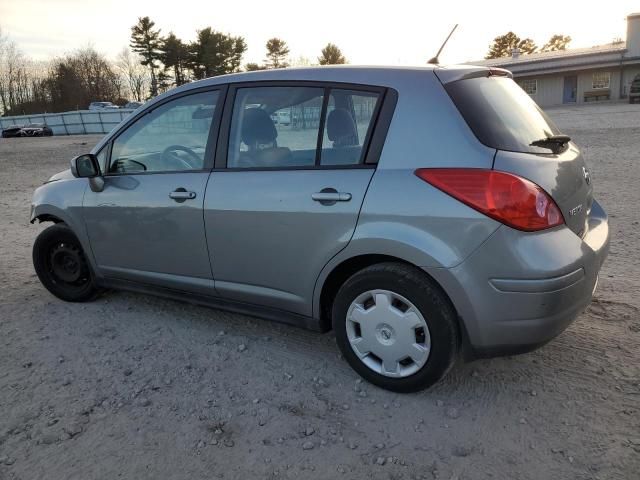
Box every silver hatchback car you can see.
[31,66,609,392]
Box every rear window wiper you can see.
[530,135,571,152]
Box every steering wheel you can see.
[161,145,201,170]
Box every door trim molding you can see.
[101,265,214,296]
[98,276,326,332]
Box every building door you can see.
[563,75,577,103]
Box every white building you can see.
[468,13,640,107]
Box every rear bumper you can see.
[426,199,609,359]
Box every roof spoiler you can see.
[434,65,513,84]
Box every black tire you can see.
[332,262,459,393]
[33,224,98,302]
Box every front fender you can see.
[30,179,98,275]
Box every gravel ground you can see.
[1,103,638,480]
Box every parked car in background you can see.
[270,109,291,126]
[124,101,143,110]
[629,74,640,103]
[2,123,53,138]
[88,102,119,111]
[30,66,609,392]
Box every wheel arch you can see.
[315,252,459,333]
[31,213,64,224]
[30,204,99,277]
[31,204,74,227]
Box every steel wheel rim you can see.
[346,289,431,378]
[47,241,89,287]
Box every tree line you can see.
[486,32,572,59]
[1,18,576,115]
[0,17,347,116]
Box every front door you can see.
[84,89,222,294]
[563,75,577,103]
[205,84,384,316]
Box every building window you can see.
[519,79,537,95]
[592,72,610,89]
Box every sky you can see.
[0,0,638,66]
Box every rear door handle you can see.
[312,188,352,205]
[169,188,196,202]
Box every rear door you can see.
[204,83,386,316]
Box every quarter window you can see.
[592,72,610,89]
[227,85,381,168]
[321,90,380,166]
[519,79,537,95]
[109,90,219,174]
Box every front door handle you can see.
[169,188,196,202]
[312,188,352,206]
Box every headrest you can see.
[241,108,277,146]
[326,108,357,146]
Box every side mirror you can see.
[70,154,100,178]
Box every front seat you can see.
[240,108,292,167]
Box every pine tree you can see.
[188,28,247,79]
[130,17,162,97]
[264,38,290,68]
[486,32,537,59]
[245,63,265,71]
[161,33,190,86]
[541,35,572,52]
[318,43,346,65]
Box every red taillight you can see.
[414,168,564,232]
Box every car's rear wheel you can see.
[33,224,98,302]
[332,262,459,392]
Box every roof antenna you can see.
[428,24,459,65]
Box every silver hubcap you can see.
[346,289,431,378]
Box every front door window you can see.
[110,90,219,174]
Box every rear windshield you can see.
[445,76,562,154]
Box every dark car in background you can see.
[2,123,53,138]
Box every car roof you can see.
[147,64,491,103]
[92,64,493,154]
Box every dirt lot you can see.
[1,103,638,480]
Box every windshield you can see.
[445,76,563,154]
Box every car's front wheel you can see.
[333,262,459,392]
[33,224,98,302]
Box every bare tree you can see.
[38,47,123,112]
[115,47,149,101]
[0,39,33,114]
[0,26,6,114]
[290,55,313,67]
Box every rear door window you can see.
[227,86,324,168]
[226,84,382,169]
[445,76,563,154]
